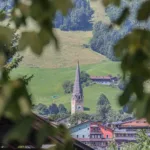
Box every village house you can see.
[111,118,150,148]
[70,121,113,150]
[70,118,150,149]
[90,75,119,85]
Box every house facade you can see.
[70,121,113,149]
[110,118,150,148]
[70,118,150,149]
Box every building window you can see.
[83,135,84,138]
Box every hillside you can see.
[18,0,109,68]
[10,1,122,114]
[11,61,121,113]
[19,29,105,68]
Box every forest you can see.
[90,0,150,60]
[54,0,93,31]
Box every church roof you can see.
[72,61,83,96]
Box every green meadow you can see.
[10,60,121,113]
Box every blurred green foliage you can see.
[0,0,74,149]
[103,0,150,123]
[1,0,150,149]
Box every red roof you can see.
[90,122,113,139]
[90,76,112,80]
[99,125,113,139]
[120,118,150,127]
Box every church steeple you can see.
[71,61,84,114]
[72,61,83,96]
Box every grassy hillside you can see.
[11,61,121,113]
[18,1,110,68]
[17,0,110,69]
[10,1,122,114]
[19,29,105,68]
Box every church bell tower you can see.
[71,61,84,114]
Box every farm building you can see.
[90,75,119,85]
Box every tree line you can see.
[90,0,150,61]
[54,0,93,31]
[41,93,132,127]
[33,103,68,115]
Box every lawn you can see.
[10,60,122,113]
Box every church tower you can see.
[71,61,84,114]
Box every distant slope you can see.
[11,61,121,113]
[19,29,106,68]
[10,0,121,113]
[18,0,110,69]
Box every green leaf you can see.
[4,116,34,144]
[0,26,13,45]
[131,75,144,100]
[4,101,21,120]
[64,139,74,150]
[120,54,130,79]
[119,82,133,106]
[53,0,73,15]
[39,29,51,46]
[0,10,6,21]
[102,0,121,7]
[18,97,31,115]
[137,0,150,21]
[4,79,32,120]
[114,35,130,57]
[55,143,64,150]
[36,123,57,147]
[19,31,43,55]
[114,29,150,57]
[145,96,150,122]
[113,7,129,25]
[135,95,149,118]
[57,124,70,139]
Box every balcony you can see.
[76,138,112,142]
[90,131,101,134]
[115,137,136,141]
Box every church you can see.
[71,62,84,114]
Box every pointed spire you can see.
[72,61,83,96]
